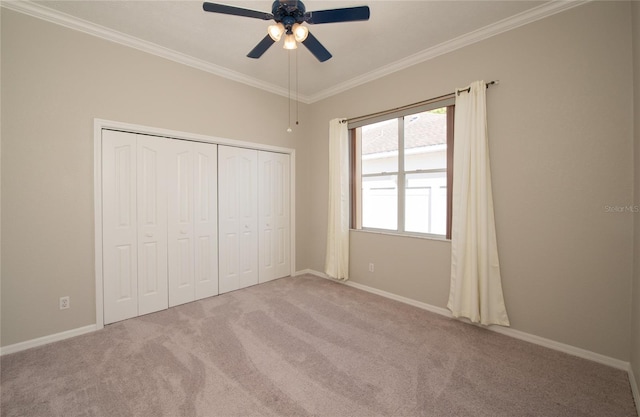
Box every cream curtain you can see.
[325,118,350,281]
[447,81,510,326]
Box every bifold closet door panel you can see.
[218,145,258,294]
[167,140,196,307]
[259,151,291,282]
[136,135,169,316]
[102,131,169,323]
[193,142,218,300]
[103,130,139,324]
[167,141,219,305]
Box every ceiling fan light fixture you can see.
[292,23,308,43]
[203,1,371,61]
[283,33,297,50]
[268,23,285,41]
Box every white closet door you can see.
[218,146,258,294]
[103,130,138,324]
[137,135,169,316]
[167,139,195,307]
[259,151,291,282]
[193,142,218,300]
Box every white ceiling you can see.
[8,0,585,102]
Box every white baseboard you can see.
[0,324,98,356]
[1,272,312,356]
[297,269,631,371]
[3,273,635,384]
[629,367,640,417]
[488,322,630,370]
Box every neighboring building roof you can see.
[361,111,447,155]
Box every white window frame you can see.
[350,97,454,239]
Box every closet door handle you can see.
[180,228,188,234]
[145,232,153,238]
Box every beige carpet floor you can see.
[1,274,636,416]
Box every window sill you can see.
[350,228,451,243]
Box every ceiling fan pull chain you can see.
[296,47,299,126]
[287,49,292,133]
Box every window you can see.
[351,99,454,239]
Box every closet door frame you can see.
[94,119,296,329]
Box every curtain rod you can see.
[456,80,499,96]
[340,80,499,125]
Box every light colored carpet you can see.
[1,274,636,416]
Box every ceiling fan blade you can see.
[304,6,370,24]
[203,2,273,20]
[301,31,332,62]
[247,35,276,59]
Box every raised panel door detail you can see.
[103,130,138,324]
[194,143,218,300]
[223,233,238,276]
[137,135,169,316]
[196,237,211,282]
[277,228,286,264]
[263,229,273,269]
[196,153,211,222]
[178,152,191,223]
[219,146,258,294]
[116,245,134,301]
[139,242,159,296]
[274,156,290,276]
[240,230,253,273]
[177,238,192,287]
[259,151,291,283]
[168,140,195,307]
[115,147,133,228]
[140,147,158,225]
[238,151,258,290]
[218,149,240,294]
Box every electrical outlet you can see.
[369,263,375,272]
[59,296,70,310]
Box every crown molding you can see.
[305,0,591,103]
[2,0,588,104]
[0,0,315,102]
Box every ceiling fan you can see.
[202,1,370,62]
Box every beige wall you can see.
[309,1,635,361]
[0,9,312,346]
[631,0,640,387]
